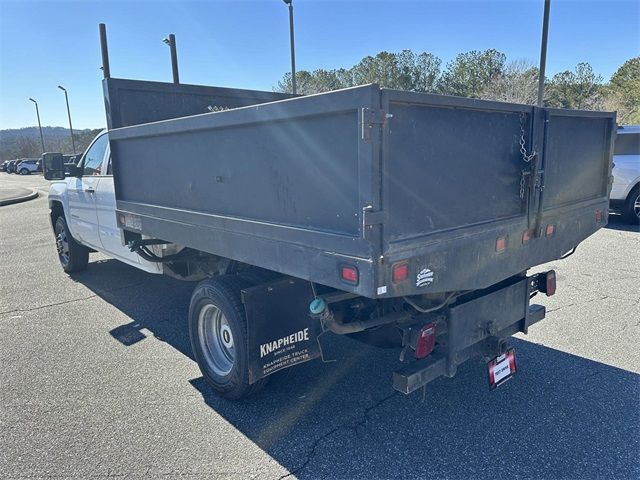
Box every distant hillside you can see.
[0,126,102,161]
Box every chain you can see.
[519,113,536,163]
[518,113,537,199]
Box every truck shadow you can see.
[76,259,639,479]
[606,213,640,232]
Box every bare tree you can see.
[14,136,40,158]
[481,59,539,105]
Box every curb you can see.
[0,189,39,207]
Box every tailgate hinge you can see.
[362,205,387,227]
[361,108,391,141]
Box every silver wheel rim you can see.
[198,303,235,376]
[634,194,640,219]
[55,227,70,266]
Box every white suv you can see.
[611,125,640,223]
[16,158,39,175]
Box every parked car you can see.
[610,125,640,223]
[16,158,39,175]
[6,159,20,173]
[0,160,9,172]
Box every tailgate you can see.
[377,90,615,296]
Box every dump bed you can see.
[106,79,615,298]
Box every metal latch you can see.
[361,108,391,141]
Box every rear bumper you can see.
[393,275,546,394]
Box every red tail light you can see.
[415,323,437,359]
[392,262,409,283]
[340,265,358,285]
[544,270,556,296]
[495,236,507,253]
[545,224,555,236]
[595,209,604,223]
[522,229,533,244]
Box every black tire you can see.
[623,184,640,224]
[54,216,89,273]
[188,275,269,400]
[19,168,30,175]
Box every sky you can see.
[0,0,638,130]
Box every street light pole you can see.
[283,0,297,95]
[28,98,45,153]
[58,86,76,154]
[163,34,180,84]
[537,0,551,107]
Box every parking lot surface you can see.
[1,173,639,479]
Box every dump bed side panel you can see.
[109,84,382,296]
[113,111,361,235]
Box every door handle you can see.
[84,187,95,193]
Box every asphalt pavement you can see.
[1,172,639,479]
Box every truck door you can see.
[94,150,147,266]
[67,133,109,248]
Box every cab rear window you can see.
[614,133,639,156]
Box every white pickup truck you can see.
[48,131,161,275]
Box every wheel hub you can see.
[220,324,233,348]
[198,303,235,376]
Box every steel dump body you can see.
[106,79,615,298]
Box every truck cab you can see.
[47,131,161,274]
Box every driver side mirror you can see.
[64,162,82,177]
[43,153,65,180]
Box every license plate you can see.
[487,348,517,389]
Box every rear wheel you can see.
[54,216,89,273]
[623,185,640,224]
[19,168,29,175]
[188,275,269,399]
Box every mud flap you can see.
[243,277,322,384]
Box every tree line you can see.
[276,50,639,124]
[0,127,103,161]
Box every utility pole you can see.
[28,98,46,153]
[163,34,180,84]
[58,86,76,154]
[283,0,297,94]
